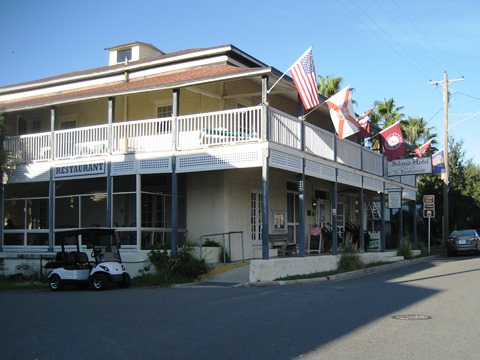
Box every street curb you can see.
[243,254,443,288]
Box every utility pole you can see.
[429,72,464,244]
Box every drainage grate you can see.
[392,314,431,320]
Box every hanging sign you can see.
[388,191,402,209]
[387,157,432,176]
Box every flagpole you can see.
[304,99,328,118]
[267,46,312,94]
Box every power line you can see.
[456,92,480,102]
[372,0,439,79]
[391,0,463,76]
[340,0,433,81]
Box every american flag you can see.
[290,48,319,110]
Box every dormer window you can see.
[117,49,132,64]
[106,42,164,66]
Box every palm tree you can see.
[403,116,438,156]
[318,75,343,98]
[371,98,404,128]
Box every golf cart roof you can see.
[54,227,117,238]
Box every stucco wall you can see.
[187,168,262,261]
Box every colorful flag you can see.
[379,122,405,161]
[432,149,446,173]
[357,107,374,138]
[326,86,359,139]
[413,139,432,157]
[290,47,319,110]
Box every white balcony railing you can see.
[4,106,391,180]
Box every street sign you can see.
[424,203,435,210]
[423,195,435,204]
[423,209,435,218]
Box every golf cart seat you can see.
[45,252,74,269]
[74,251,93,269]
[45,251,92,270]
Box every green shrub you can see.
[143,243,210,286]
[203,239,220,247]
[397,239,414,259]
[337,243,365,272]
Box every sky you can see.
[1,0,480,162]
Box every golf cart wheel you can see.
[118,273,131,289]
[92,273,109,291]
[49,274,63,291]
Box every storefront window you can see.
[112,194,136,228]
[27,233,49,246]
[4,199,25,229]
[81,194,107,227]
[55,197,80,228]
[55,178,107,229]
[3,233,24,246]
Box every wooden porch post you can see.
[171,88,180,256]
[261,75,270,259]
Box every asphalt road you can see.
[2,255,480,360]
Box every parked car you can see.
[447,229,480,257]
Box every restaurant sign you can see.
[54,161,106,179]
[387,157,432,177]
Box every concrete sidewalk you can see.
[196,261,250,287]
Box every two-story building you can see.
[0,42,417,278]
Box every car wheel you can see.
[118,273,131,289]
[49,274,63,291]
[92,273,109,291]
[447,250,455,257]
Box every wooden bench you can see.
[269,233,297,256]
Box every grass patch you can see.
[0,275,48,291]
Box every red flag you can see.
[326,86,359,139]
[413,140,432,157]
[357,108,374,138]
[290,48,319,110]
[379,122,405,161]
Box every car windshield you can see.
[452,229,476,237]
[88,233,122,263]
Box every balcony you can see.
[4,105,386,178]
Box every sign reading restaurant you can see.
[54,161,106,178]
[387,157,432,177]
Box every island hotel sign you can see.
[387,157,432,177]
[54,161,106,179]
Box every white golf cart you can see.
[45,227,131,291]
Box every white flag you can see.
[326,86,358,139]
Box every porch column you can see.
[106,98,115,227]
[48,107,56,251]
[332,136,338,254]
[171,88,180,256]
[359,149,365,252]
[261,75,270,259]
[412,199,418,249]
[0,172,3,252]
[359,186,365,252]
[298,97,306,257]
[332,179,338,255]
[399,189,403,246]
[380,191,386,251]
